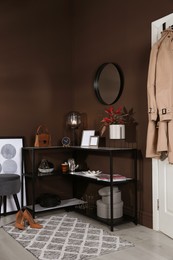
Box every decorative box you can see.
[97,186,123,219]
[96,199,123,219]
[98,186,121,204]
[102,190,121,204]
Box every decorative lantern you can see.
[66,111,81,145]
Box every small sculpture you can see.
[68,158,79,172]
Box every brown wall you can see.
[0,0,172,228]
[0,0,73,145]
[71,0,173,227]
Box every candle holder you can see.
[66,111,81,145]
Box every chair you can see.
[0,174,21,216]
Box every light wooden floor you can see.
[0,210,173,260]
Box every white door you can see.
[158,160,173,238]
[152,14,173,239]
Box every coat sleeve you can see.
[146,120,160,158]
[147,43,158,121]
[147,31,169,121]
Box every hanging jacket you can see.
[146,28,173,163]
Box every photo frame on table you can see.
[0,136,26,213]
[89,136,99,147]
[81,130,95,147]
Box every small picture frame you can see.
[81,130,95,147]
[89,136,99,147]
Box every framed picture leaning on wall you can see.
[89,136,99,147]
[81,130,95,147]
[0,136,25,213]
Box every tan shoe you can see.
[23,209,42,229]
[15,210,25,230]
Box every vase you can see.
[109,124,125,139]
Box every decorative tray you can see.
[82,170,102,177]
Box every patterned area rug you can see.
[3,214,134,260]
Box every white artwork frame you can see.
[89,136,99,147]
[81,130,95,147]
[0,136,26,213]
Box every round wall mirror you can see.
[94,63,124,105]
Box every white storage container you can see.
[98,186,119,196]
[98,186,121,204]
[102,190,121,204]
[96,199,123,219]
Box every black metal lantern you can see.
[66,111,81,145]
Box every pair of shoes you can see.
[23,209,42,229]
[15,209,42,230]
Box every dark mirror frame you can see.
[94,63,124,105]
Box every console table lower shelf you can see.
[26,198,86,213]
[74,207,137,227]
[26,199,135,231]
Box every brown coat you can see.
[146,28,173,163]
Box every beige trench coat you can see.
[146,28,173,163]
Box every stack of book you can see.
[96,174,131,182]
